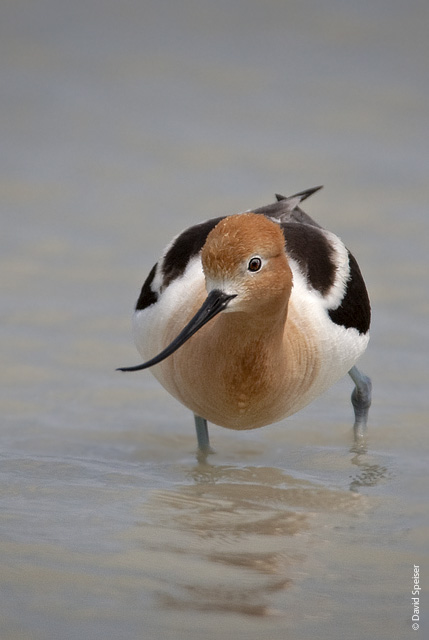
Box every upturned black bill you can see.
[117,289,236,372]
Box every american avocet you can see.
[118,187,371,452]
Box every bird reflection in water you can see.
[139,462,374,617]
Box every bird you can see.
[118,186,372,453]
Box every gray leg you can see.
[348,365,372,438]
[194,414,213,454]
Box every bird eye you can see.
[247,256,262,272]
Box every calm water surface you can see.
[1,1,428,639]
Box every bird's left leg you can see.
[348,365,372,440]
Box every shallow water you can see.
[1,1,428,639]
